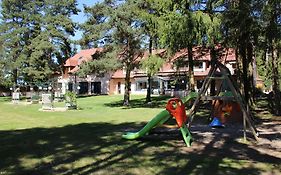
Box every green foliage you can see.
[31,94,40,101]
[140,55,164,76]
[0,0,79,84]
[64,91,77,109]
[64,91,77,104]
[81,0,145,105]
[78,48,122,77]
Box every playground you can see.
[0,95,280,175]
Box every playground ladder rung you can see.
[207,76,227,80]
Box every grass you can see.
[0,95,280,175]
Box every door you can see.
[91,82,101,94]
[79,82,88,94]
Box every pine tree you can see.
[0,0,79,84]
[140,54,164,102]
[137,0,163,102]
[0,0,31,85]
[26,0,79,83]
[80,0,144,106]
[157,0,204,92]
[261,0,281,115]
[193,0,224,95]
[222,0,260,105]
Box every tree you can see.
[42,0,79,77]
[261,0,281,115]
[0,0,79,84]
[197,0,224,95]
[24,0,79,83]
[157,0,204,92]
[0,0,31,85]
[222,0,260,105]
[137,0,163,102]
[81,0,144,106]
[78,47,121,77]
[140,54,164,102]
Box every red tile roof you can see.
[111,70,135,78]
[64,48,103,67]
[171,47,236,62]
[64,47,237,77]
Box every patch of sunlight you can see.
[36,139,49,145]
[19,155,55,169]
[220,158,277,172]
[73,157,94,169]
[55,143,74,151]
[235,138,252,145]
[220,158,247,169]
[19,157,40,169]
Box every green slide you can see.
[122,110,171,139]
[182,91,198,104]
[122,92,198,146]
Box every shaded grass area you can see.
[104,95,172,109]
[0,122,280,175]
[0,95,280,174]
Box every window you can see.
[117,82,121,94]
[194,61,203,69]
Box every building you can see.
[58,47,111,95]
[58,47,238,96]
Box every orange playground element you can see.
[212,100,243,124]
[166,98,187,127]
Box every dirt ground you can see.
[147,114,281,174]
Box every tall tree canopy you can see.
[257,0,281,114]
[0,0,79,85]
[80,0,144,106]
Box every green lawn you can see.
[0,95,280,175]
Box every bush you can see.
[64,91,77,109]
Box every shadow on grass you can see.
[0,122,280,175]
[0,96,11,102]
[104,95,172,109]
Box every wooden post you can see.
[187,64,217,124]
[219,67,258,141]
[186,60,258,142]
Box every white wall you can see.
[58,73,111,95]
[86,74,111,94]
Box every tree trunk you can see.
[238,37,253,106]
[269,0,281,115]
[187,44,195,91]
[246,42,255,105]
[123,64,131,106]
[235,48,242,89]
[241,45,250,105]
[146,75,152,103]
[13,69,18,87]
[146,37,153,103]
[271,41,281,115]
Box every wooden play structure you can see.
[187,60,259,141]
[211,92,243,124]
